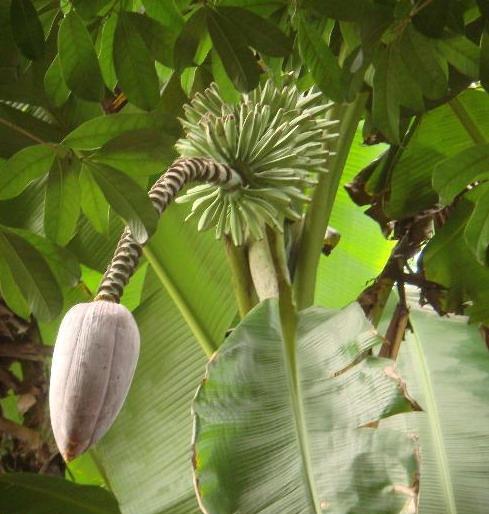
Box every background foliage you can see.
[1,0,489,513]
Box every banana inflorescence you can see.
[49,301,139,461]
[49,79,337,462]
[176,79,339,245]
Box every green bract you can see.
[176,79,338,245]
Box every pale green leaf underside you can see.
[388,306,489,514]
[193,300,416,514]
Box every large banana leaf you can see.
[93,203,237,514]
[192,300,418,514]
[392,307,489,514]
[315,130,393,308]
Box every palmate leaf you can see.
[387,305,489,514]
[192,300,418,514]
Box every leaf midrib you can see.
[411,323,458,514]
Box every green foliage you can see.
[113,12,160,110]
[58,10,104,102]
[193,300,416,513]
[0,144,57,199]
[0,473,120,513]
[83,162,158,245]
[1,0,489,512]
[390,305,489,513]
[10,0,45,60]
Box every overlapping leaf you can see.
[387,306,489,514]
[193,300,417,514]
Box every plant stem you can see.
[449,97,488,145]
[224,237,256,318]
[294,93,368,310]
[248,237,279,301]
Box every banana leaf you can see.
[391,307,489,514]
[192,300,418,514]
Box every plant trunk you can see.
[0,299,64,475]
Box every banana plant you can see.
[2,1,489,513]
[48,80,419,514]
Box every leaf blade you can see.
[0,144,56,200]
[0,228,63,321]
[113,11,160,110]
[206,7,260,93]
[10,0,45,60]
[44,155,81,245]
[297,16,343,102]
[58,10,104,102]
[84,162,158,244]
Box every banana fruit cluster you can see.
[176,79,339,245]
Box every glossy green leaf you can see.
[412,0,448,38]
[217,6,292,57]
[44,154,81,245]
[0,103,62,158]
[438,35,480,79]
[392,307,489,514]
[481,25,489,92]
[0,473,121,514]
[98,13,118,91]
[193,300,416,513]
[92,128,178,176]
[432,143,489,204]
[84,161,158,244]
[401,25,448,100]
[125,12,176,68]
[80,163,109,235]
[385,89,489,219]
[62,112,180,150]
[0,227,63,321]
[0,144,56,200]
[10,0,45,60]
[44,55,70,108]
[9,227,81,289]
[0,257,31,319]
[301,0,374,21]
[391,42,424,112]
[142,0,184,28]
[421,199,489,323]
[465,183,489,264]
[173,7,207,72]
[211,49,240,103]
[58,11,104,102]
[297,16,343,102]
[373,47,400,143]
[113,11,160,110]
[95,203,236,514]
[72,0,112,21]
[206,7,260,92]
